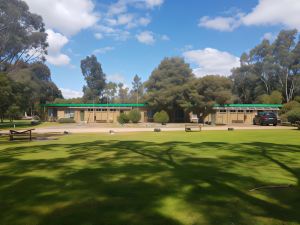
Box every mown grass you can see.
[0,130,299,225]
[0,120,62,130]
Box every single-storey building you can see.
[43,103,148,123]
[204,104,282,125]
[43,103,282,125]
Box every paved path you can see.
[34,125,295,134]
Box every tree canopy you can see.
[232,29,300,103]
[145,57,194,120]
[0,0,48,71]
[81,55,106,102]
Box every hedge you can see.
[117,113,130,124]
[153,110,169,124]
[286,108,300,124]
[128,110,141,123]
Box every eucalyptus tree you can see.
[0,0,48,71]
[80,55,106,102]
[145,57,194,121]
[273,29,299,102]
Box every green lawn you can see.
[0,130,299,225]
[0,120,61,130]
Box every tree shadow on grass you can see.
[0,139,299,225]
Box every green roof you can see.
[43,103,146,108]
[214,104,282,108]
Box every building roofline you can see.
[43,103,146,108]
[213,104,282,108]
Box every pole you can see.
[107,93,109,122]
[137,83,139,105]
[93,98,95,123]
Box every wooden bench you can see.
[185,124,202,132]
[9,129,35,141]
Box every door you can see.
[80,110,85,121]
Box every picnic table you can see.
[185,124,202,132]
[9,129,35,141]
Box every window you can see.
[230,110,236,113]
[219,110,226,113]
[64,109,75,118]
[110,109,116,112]
[246,110,253,113]
[238,110,244,113]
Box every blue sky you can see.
[24,0,300,98]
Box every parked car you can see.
[253,112,278,126]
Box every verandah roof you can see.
[43,103,146,108]
[213,104,282,110]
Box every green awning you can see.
[42,103,146,108]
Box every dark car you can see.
[253,112,278,126]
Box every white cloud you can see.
[24,0,99,36]
[138,17,151,26]
[45,29,70,66]
[95,25,117,34]
[199,15,242,32]
[136,31,155,44]
[199,0,300,31]
[145,0,164,8]
[108,0,164,14]
[93,46,115,54]
[96,0,162,41]
[60,88,83,99]
[261,32,276,41]
[94,33,103,40]
[242,0,300,29]
[94,25,130,41]
[117,14,134,25]
[161,34,170,41]
[107,0,128,16]
[46,54,70,66]
[183,48,240,77]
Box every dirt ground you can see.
[32,123,295,134]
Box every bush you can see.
[128,109,141,123]
[286,108,300,124]
[117,113,130,124]
[279,113,288,123]
[280,101,300,114]
[257,91,282,104]
[295,96,300,103]
[58,118,76,123]
[153,110,169,124]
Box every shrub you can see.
[279,113,288,123]
[153,110,169,124]
[128,109,141,123]
[280,101,300,114]
[286,108,300,124]
[117,113,130,124]
[58,118,76,123]
[257,91,282,104]
[295,96,300,103]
